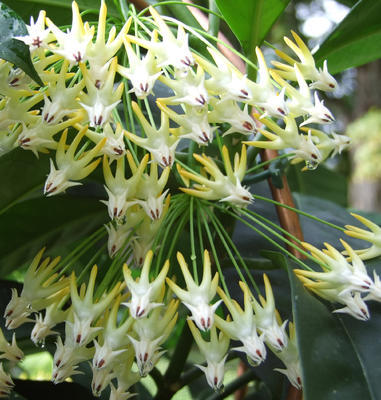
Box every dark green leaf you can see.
[0,149,49,215]
[288,263,374,400]
[0,1,43,85]
[315,0,381,73]
[0,196,107,275]
[214,0,290,56]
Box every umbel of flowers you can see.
[2,0,377,398]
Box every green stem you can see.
[253,194,346,232]
[246,152,293,174]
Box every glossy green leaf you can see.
[0,1,43,85]
[287,261,376,400]
[214,0,290,56]
[315,0,381,73]
[0,149,49,215]
[0,196,107,275]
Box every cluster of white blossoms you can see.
[0,1,351,266]
[3,248,302,398]
[296,213,381,321]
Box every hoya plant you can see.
[0,0,380,399]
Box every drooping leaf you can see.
[0,1,43,85]
[315,0,381,73]
[214,0,290,57]
[287,258,376,400]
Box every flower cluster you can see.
[295,213,381,320]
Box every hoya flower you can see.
[128,299,178,376]
[102,152,149,221]
[110,352,140,399]
[188,320,230,391]
[69,265,122,346]
[248,47,289,119]
[125,102,179,168]
[364,271,381,302]
[0,329,23,362]
[18,115,81,157]
[297,274,370,321]
[91,365,116,397]
[271,65,335,125]
[245,116,322,167]
[86,1,131,67]
[46,1,95,65]
[215,284,267,366]
[248,276,288,351]
[0,363,14,397]
[295,240,373,295]
[194,47,252,102]
[41,60,84,125]
[14,10,52,52]
[344,213,381,261]
[272,31,337,92]
[166,250,221,331]
[208,97,256,136]
[129,7,194,74]
[159,65,208,107]
[79,58,123,128]
[158,101,216,145]
[130,196,171,266]
[4,248,68,329]
[0,126,21,157]
[130,159,170,221]
[31,290,69,345]
[118,39,162,99]
[44,126,106,196]
[272,323,302,389]
[180,145,253,207]
[123,251,169,319]
[83,123,127,162]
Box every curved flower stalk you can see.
[194,46,252,102]
[271,65,335,126]
[344,213,381,261]
[159,65,208,107]
[69,265,123,347]
[158,101,215,145]
[118,39,162,99]
[44,126,106,196]
[46,1,94,65]
[131,158,170,221]
[188,320,229,391]
[102,152,149,221]
[244,115,322,167]
[0,329,23,362]
[272,323,302,389]
[215,284,266,366]
[125,102,179,168]
[166,250,221,331]
[4,248,68,329]
[246,276,288,351]
[208,97,256,136]
[129,6,194,74]
[79,57,123,128]
[272,30,337,92]
[123,250,169,319]
[128,299,178,376]
[180,145,253,207]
